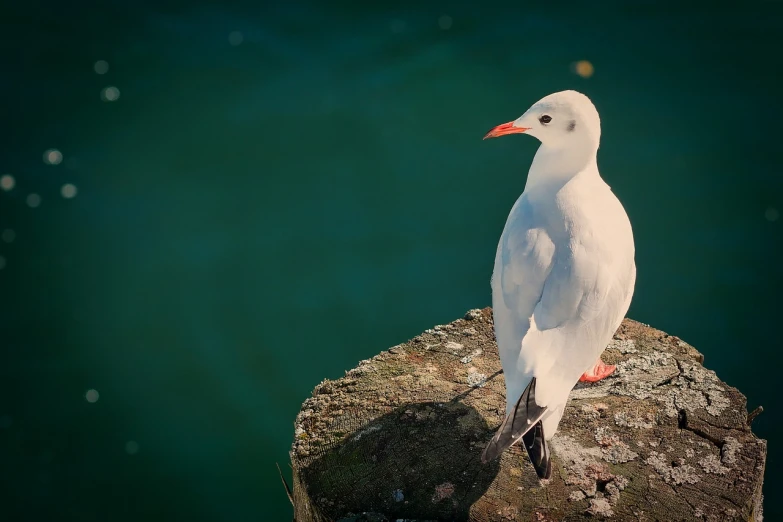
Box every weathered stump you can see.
[290,308,766,521]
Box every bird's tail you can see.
[481,377,551,479]
[522,418,551,479]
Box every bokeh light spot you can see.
[85,389,100,403]
[0,174,14,191]
[94,60,109,74]
[61,183,78,199]
[125,441,140,455]
[26,193,41,208]
[573,60,595,78]
[228,31,244,46]
[765,207,779,222]
[2,229,15,243]
[438,15,453,30]
[101,86,121,102]
[43,148,63,165]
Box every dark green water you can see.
[1,1,781,520]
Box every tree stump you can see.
[290,308,766,521]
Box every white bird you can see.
[480,90,636,479]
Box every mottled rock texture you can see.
[291,308,765,521]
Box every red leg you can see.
[579,357,616,383]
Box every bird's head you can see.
[484,90,601,151]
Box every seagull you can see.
[480,90,636,479]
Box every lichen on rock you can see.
[722,437,741,465]
[586,497,614,517]
[291,310,766,522]
[613,411,654,429]
[699,454,730,475]
[646,452,700,485]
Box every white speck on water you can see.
[0,174,15,191]
[101,86,120,102]
[61,183,78,199]
[85,389,100,403]
[573,60,595,78]
[43,149,62,165]
[26,193,41,208]
[94,60,109,74]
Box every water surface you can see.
[1,1,781,520]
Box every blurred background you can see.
[1,1,781,520]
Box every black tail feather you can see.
[522,419,551,479]
[481,377,548,466]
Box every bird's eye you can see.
[539,115,552,124]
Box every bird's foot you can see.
[579,358,616,383]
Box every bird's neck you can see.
[525,143,599,190]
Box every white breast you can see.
[491,168,635,436]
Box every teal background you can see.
[1,1,781,520]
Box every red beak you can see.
[483,121,530,140]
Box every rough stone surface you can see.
[291,308,766,521]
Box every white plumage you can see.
[481,90,636,478]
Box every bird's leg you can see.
[578,357,616,383]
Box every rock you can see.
[586,497,614,517]
[290,308,766,521]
